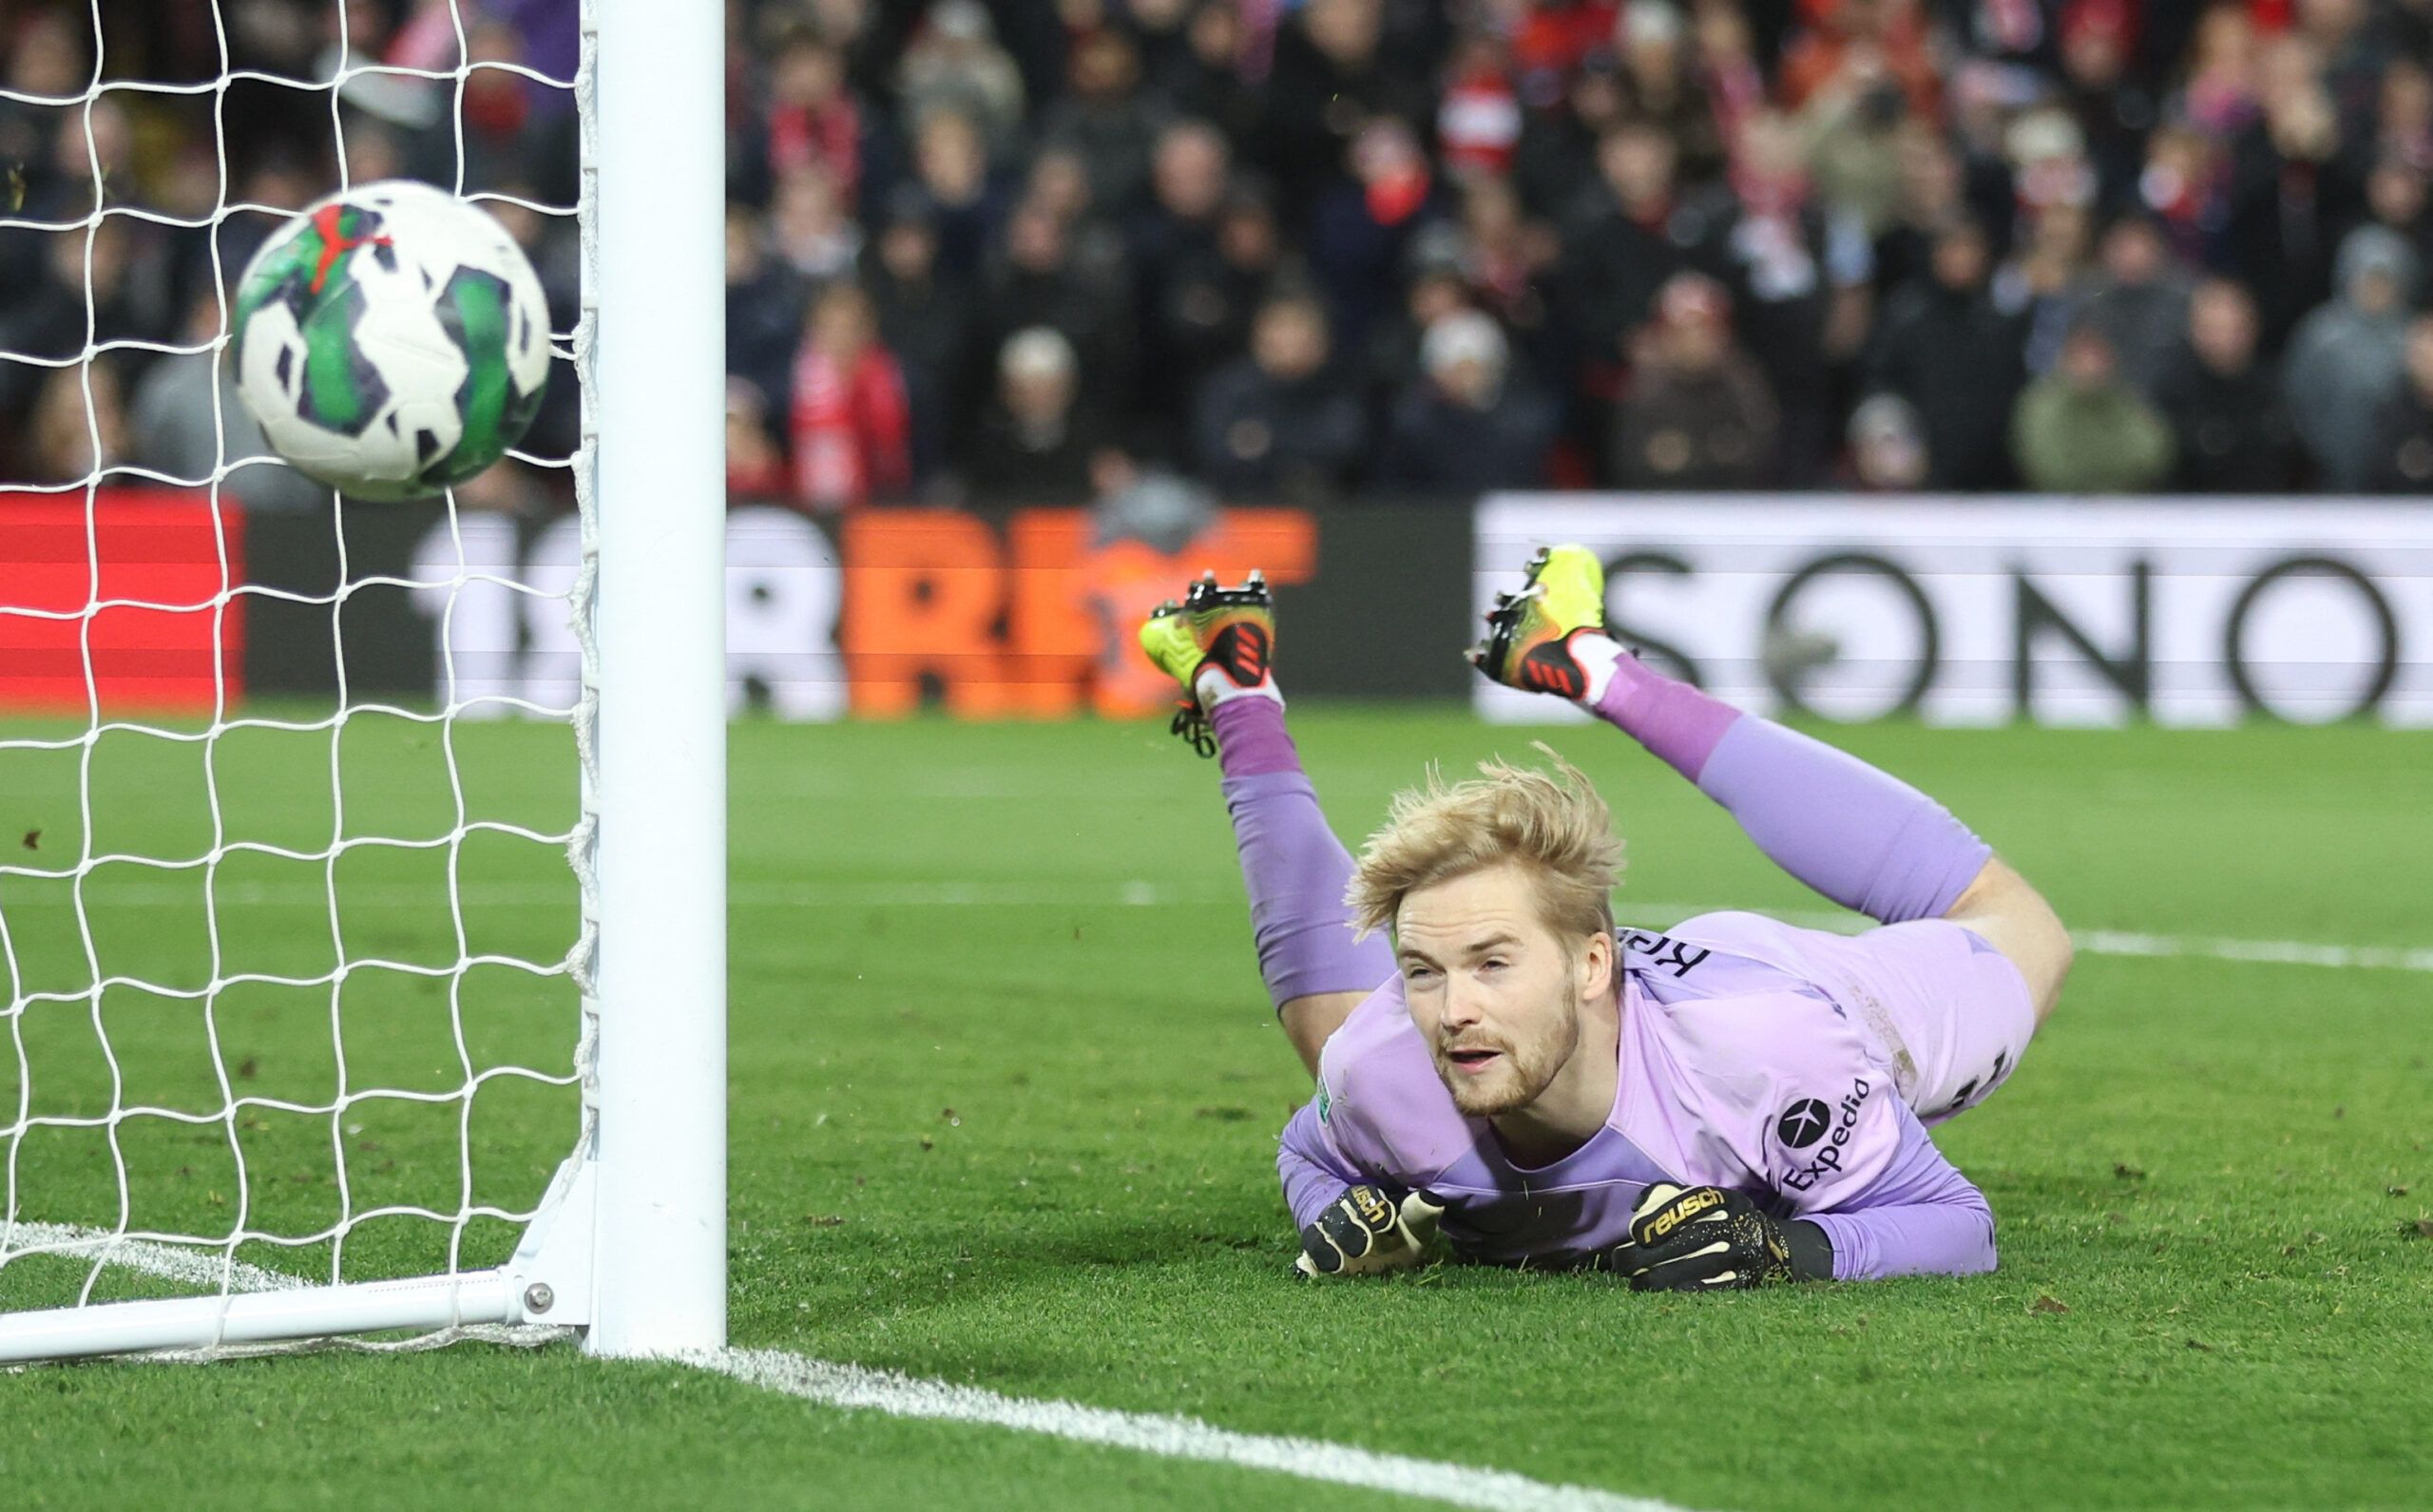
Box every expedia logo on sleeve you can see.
[1774,1099,1830,1148]
[1780,1079,1871,1192]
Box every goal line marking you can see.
[16,879,2432,975]
[694,1348,1690,1512]
[10,1226,1696,1512]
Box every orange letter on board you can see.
[840,511,1016,717]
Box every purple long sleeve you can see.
[1276,1099,1364,1229]
[1803,1101,1996,1281]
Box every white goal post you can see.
[0,0,725,1363]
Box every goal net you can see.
[0,0,724,1363]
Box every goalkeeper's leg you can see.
[1474,546,2071,1027]
[1142,573,1392,1076]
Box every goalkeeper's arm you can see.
[1621,1096,1997,1289]
[1277,1100,1442,1277]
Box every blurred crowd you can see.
[7,0,2433,510]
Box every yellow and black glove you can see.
[1617,1183,1831,1291]
[1293,1185,1445,1277]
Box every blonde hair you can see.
[1346,744,1624,942]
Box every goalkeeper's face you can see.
[1394,863,1604,1119]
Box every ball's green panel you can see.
[231,221,318,373]
[300,281,383,435]
[422,266,546,488]
[238,203,393,440]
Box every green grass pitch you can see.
[2,707,2428,1509]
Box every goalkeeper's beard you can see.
[1430,961,1583,1119]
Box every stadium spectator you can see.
[2136,124,2226,264]
[0,216,170,421]
[1868,220,2025,489]
[1193,293,1367,502]
[2359,147,2433,281]
[1038,29,1171,217]
[1376,310,1558,493]
[1123,0,1207,107]
[1997,201,2095,376]
[23,366,128,488]
[1870,123,1972,297]
[2156,278,2300,493]
[1793,48,1914,238]
[761,29,867,205]
[1510,25,1632,222]
[726,379,792,502]
[1311,117,1447,350]
[2381,58,2433,170]
[1845,392,1928,491]
[1437,33,1524,183]
[420,18,577,202]
[1142,183,1293,460]
[976,199,1135,421]
[1557,120,1718,373]
[1129,120,1234,419]
[769,164,864,282]
[130,296,323,514]
[964,327,1109,504]
[2011,319,2175,495]
[863,193,974,486]
[1610,273,1776,489]
[2075,215,2195,400]
[1713,109,1875,481]
[2002,107,2098,238]
[1021,144,1128,278]
[1129,120,1233,311]
[1256,0,1436,220]
[2364,313,2433,493]
[1778,0,1940,121]
[727,204,811,427]
[1446,173,1558,346]
[1606,3,1727,189]
[0,11,84,216]
[1162,0,1265,146]
[2177,5,2264,141]
[2055,0,2153,209]
[896,1,1026,158]
[2284,224,2419,492]
[902,106,1005,280]
[789,281,910,510]
[2227,34,2357,346]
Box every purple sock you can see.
[1590,654,1989,924]
[1210,694,1299,778]
[1209,698,1395,1009]
[1592,657,1744,782]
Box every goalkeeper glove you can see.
[1617,1183,1830,1292]
[1294,1185,1445,1277]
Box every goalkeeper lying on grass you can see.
[1140,545,2072,1290]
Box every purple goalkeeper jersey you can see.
[1276,913,2001,1281]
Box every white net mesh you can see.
[0,1,595,1348]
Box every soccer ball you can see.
[232,180,552,502]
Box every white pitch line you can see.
[693,1349,1687,1512]
[7,1225,1697,1512]
[4,1222,303,1294]
[9,882,2432,975]
[2070,928,2433,973]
